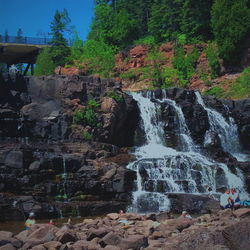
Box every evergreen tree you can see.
[4,30,9,42]
[49,9,71,66]
[149,0,182,42]
[180,0,213,40]
[89,3,137,48]
[34,48,56,76]
[211,0,250,63]
[15,28,24,43]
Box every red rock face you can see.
[55,66,86,76]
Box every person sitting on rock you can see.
[231,188,241,208]
[220,189,233,209]
[180,211,192,220]
[25,212,36,230]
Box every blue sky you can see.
[0,0,94,40]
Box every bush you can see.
[120,69,137,81]
[80,39,117,77]
[204,86,224,98]
[162,67,179,88]
[229,67,250,99]
[173,46,199,86]
[73,99,100,127]
[34,48,56,76]
[82,131,92,141]
[206,42,220,78]
[107,91,123,102]
[134,36,155,46]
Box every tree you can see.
[211,0,250,63]
[180,0,213,41]
[4,30,9,42]
[15,28,24,43]
[89,3,137,48]
[148,0,182,42]
[34,47,56,76]
[49,9,71,66]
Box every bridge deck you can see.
[0,43,50,65]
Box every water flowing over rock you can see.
[0,73,249,220]
[127,88,249,213]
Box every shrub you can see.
[107,91,123,102]
[206,42,220,78]
[173,46,199,86]
[73,99,100,127]
[82,131,92,141]
[134,36,155,46]
[120,69,137,81]
[204,86,224,98]
[80,39,117,77]
[162,67,179,88]
[229,67,250,99]
[34,48,56,76]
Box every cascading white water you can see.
[127,91,247,213]
[195,92,248,161]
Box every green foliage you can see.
[73,99,100,127]
[147,47,166,87]
[134,36,155,46]
[173,46,199,86]
[89,3,137,48]
[49,9,71,66]
[82,131,92,141]
[211,0,250,63]
[180,0,213,40]
[107,91,123,102]
[34,48,56,76]
[120,69,137,81]
[162,67,179,88]
[80,39,116,77]
[229,67,250,99]
[206,42,220,78]
[67,32,84,64]
[204,86,224,98]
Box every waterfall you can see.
[195,92,248,161]
[127,91,247,214]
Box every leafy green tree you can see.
[34,47,56,76]
[211,0,250,63]
[49,9,71,66]
[67,32,84,64]
[81,39,116,77]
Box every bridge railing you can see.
[0,36,72,46]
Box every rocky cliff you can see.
[0,73,249,222]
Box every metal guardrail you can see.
[0,36,72,46]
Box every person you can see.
[231,188,241,208]
[220,189,233,209]
[48,219,55,225]
[25,212,36,230]
[118,210,124,215]
[180,211,192,220]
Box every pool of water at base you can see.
[0,216,98,235]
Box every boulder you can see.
[87,227,109,241]
[0,243,16,250]
[233,208,250,218]
[56,231,78,244]
[0,232,13,240]
[4,151,23,169]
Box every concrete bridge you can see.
[0,36,52,66]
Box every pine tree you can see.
[211,0,250,63]
[15,28,24,43]
[180,0,213,40]
[4,30,9,42]
[49,9,71,66]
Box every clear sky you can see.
[0,0,94,40]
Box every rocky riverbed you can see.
[0,208,250,250]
